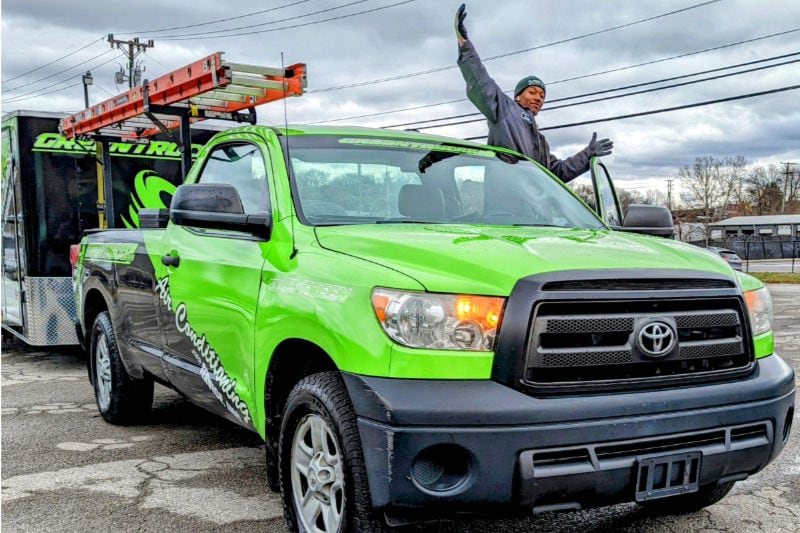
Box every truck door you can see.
[156,137,272,430]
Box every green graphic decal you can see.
[264,277,352,303]
[155,276,252,426]
[83,243,139,264]
[338,137,495,158]
[32,132,205,161]
[122,170,177,228]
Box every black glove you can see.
[455,4,468,40]
[587,132,613,157]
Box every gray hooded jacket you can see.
[457,40,591,183]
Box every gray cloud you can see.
[3,0,799,194]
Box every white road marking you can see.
[56,436,152,452]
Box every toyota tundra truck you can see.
[73,124,795,532]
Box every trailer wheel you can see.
[279,371,386,533]
[91,311,153,424]
[639,481,736,514]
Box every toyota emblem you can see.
[637,321,676,358]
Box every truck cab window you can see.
[198,143,270,214]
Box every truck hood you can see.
[315,224,734,295]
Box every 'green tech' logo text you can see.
[32,133,205,161]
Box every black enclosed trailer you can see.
[1,110,218,345]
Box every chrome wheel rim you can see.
[290,413,344,533]
[95,331,112,411]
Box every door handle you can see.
[161,253,180,267]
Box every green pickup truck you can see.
[74,124,795,532]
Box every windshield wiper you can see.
[375,219,440,224]
[511,223,562,227]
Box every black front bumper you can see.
[342,354,795,515]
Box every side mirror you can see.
[169,184,271,240]
[172,183,245,213]
[621,204,674,238]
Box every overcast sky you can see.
[2,0,799,196]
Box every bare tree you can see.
[643,188,668,206]
[569,183,595,210]
[617,189,639,213]
[723,155,748,215]
[745,164,783,215]
[677,156,730,244]
[778,162,800,212]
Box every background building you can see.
[708,214,800,260]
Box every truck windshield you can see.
[287,135,604,229]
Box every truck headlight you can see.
[371,289,505,351]
[744,287,773,336]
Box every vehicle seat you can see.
[398,184,445,220]
[459,179,483,215]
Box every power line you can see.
[2,2,411,104]
[482,1,724,64]
[461,84,800,140]
[1,36,104,85]
[309,0,723,93]
[94,83,117,97]
[150,0,370,39]
[382,52,800,128]
[1,82,83,104]
[2,53,124,104]
[384,52,800,128]
[142,51,170,72]
[3,53,122,103]
[123,0,313,34]
[387,55,800,131]
[2,48,116,94]
[313,27,800,124]
[153,0,414,41]
[0,0,321,90]
[1,0,397,93]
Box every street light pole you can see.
[82,70,93,108]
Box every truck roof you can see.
[262,123,521,157]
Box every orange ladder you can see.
[57,52,306,228]
[60,52,306,139]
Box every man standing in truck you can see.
[455,4,613,183]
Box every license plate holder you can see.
[635,451,701,502]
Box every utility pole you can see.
[107,34,154,88]
[779,162,797,213]
[81,70,93,108]
[666,179,673,211]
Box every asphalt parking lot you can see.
[743,259,799,273]
[1,284,798,533]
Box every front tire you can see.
[91,311,153,424]
[279,372,386,533]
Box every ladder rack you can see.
[57,52,306,231]
[59,52,306,140]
